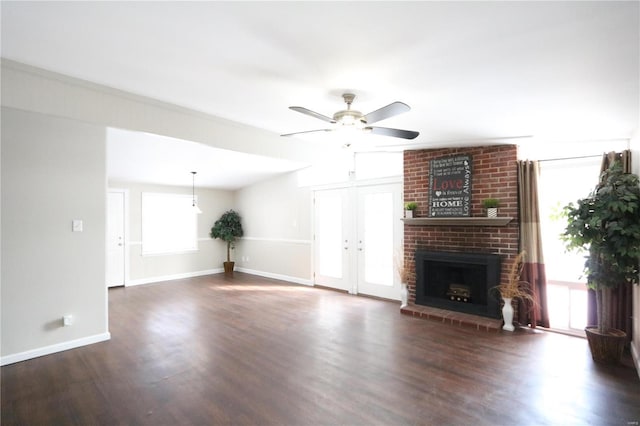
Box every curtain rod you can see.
[536,154,603,163]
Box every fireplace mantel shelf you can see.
[402,217,514,227]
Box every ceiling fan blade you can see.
[289,106,336,123]
[280,129,333,137]
[363,101,410,124]
[367,126,419,140]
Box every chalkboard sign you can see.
[428,155,472,217]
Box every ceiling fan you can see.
[281,93,419,140]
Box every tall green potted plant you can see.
[561,162,640,363]
[210,209,244,274]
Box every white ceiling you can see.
[2,1,638,189]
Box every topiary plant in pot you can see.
[561,162,640,363]
[404,202,418,218]
[481,198,500,218]
[210,209,244,274]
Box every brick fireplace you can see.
[402,145,519,328]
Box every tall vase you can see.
[502,297,515,331]
[400,283,408,308]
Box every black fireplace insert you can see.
[415,250,501,318]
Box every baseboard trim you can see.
[1,332,111,366]
[631,341,640,379]
[236,267,312,286]
[126,268,223,286]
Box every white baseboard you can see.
[126,268,223,286]
[1,332,111,366]
[236,267,312,286]
[631,341,640,380]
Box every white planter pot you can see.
[405,210,414,219]
[502,297,515,331]
[400,283,408,308]
[487,207,498,218]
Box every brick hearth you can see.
[401,304,503,332]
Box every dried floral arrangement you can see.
[394,251,410,283]
[493,250,535,304]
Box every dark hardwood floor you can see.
[2,272,639,425]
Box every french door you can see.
[313,182,403,299]
[313,188,351,291]
[356,184,403,299]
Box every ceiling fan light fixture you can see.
[283,92,418,139]
[333,110,366,128]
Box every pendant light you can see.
[191,171,202,214]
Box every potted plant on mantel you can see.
[405,202,418,219]
[562,162,640,364]
[482,198,500,218]
[210,209,244,274]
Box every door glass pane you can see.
[316,194,343,279]
[539,157,599,331]
[539,158,600,282]
[363,192,393,286]
[547,284,569,329]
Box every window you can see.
[538,156,601,332]
[142,192,198,255]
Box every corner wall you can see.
[1,108,109,364]
[234,172,312,284]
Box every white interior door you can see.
[356,184,403,300]
[313,188,350,291]
[107,190,126,287]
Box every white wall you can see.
[1,108,110,364]
[234,172,312,284]
[109,181,235,285]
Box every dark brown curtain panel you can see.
[517,160,550,328]
[587,150,633,341]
